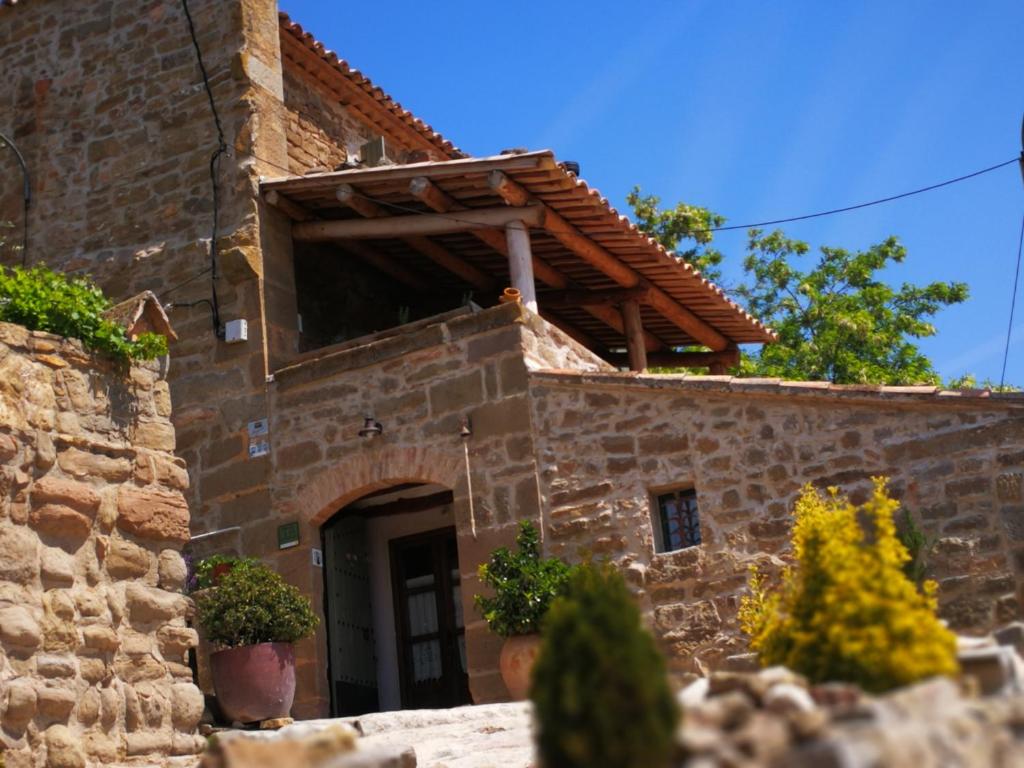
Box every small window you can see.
[653,488,701,553]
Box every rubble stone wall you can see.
[528,371,1024,677]
[0,322,203,768]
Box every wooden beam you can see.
[409,177,664,350]
[505,221,537,311]
[333,183,496,292]
[541,286,652,309]
[351,490,455,518]
[264,190,313,221]
[606,347,740,371]
[293,204,544,242]
[409,176,568,288]
[621,300,647,372]
[488,171,731,351]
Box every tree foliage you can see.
[739,481,958,693]
[735,230,968,384]
[628,194,970,385]
[0,265,168,362]
[531,562,678,768]
[474,521,573,637]
[627,187,726,284]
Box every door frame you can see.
[388,525,468,709]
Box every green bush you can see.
[0,265,168,361]
[531,562,679,768]
[474,521,572,637]
[195,557,319,648]
[739,480,958,693]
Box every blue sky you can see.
[283,1,1024,384]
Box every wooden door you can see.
[323,514,380,716]
[390,527,470,709]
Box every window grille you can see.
[655,488,701,552]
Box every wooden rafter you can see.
[291,203,544,241]
[488,171,731,351]
[333,184,497,292]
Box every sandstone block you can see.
[126,582,185,624]
[116,654,167,683]
[157,624,199,657]
[170,682,205,729]
[36,655,77,679]
[0,605,42,649]
[44,724,85,768]
[32,476,101,512]
[30,504,93,543]
[0,432,18,463]
[132,421,176,452]
[3,679,37,724]
[0,524,39,584]
[106,537,153,578]
[77,688,101,725]
[82,625,120,653]
[40,546,75,587]
[125,729,172,756]
[100,685,121,727]
[117,486,190,544]
[158,549,188,590]
[82,732,119,763]
[36,684,76,720]
[79,657,110,684]
[75,589,108,619]
[171,732,207,756]
[57,447,132,483]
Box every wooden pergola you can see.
[261,151,775,372]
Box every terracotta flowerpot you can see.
[500,633,542,700]
[210,642,296,724]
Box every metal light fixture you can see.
[460,416,472,439]
[358,416,383,438]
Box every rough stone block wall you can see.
[0,322,204,768]
[528,372,1024,677]
[261,304,547,715]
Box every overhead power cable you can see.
[180,0,224,337]
[1000,212,1024,389]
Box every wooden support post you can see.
[488,171,730,351]
[505,221,537,312]
[621,300,647,372]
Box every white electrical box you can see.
[311,549,324,568]
[224,319,248,344]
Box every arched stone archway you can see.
[298,444,466,528]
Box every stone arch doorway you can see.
[321,481,472,716]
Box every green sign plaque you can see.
[277,521,299,550]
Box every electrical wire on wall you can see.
[0,130,31,266]
[179,0,224,338]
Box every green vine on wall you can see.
[0,266,168,362]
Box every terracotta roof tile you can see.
[278,12,464,159]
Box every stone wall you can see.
[527,370,1024,676]
[263,303,548,716]
[0,322,204,768]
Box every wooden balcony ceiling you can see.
[260,151,776,355]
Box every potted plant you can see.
[193,556,319,723]
[474,521,572,699]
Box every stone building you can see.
[1,0,1022,722]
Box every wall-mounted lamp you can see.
[460,416,472,440]
[358,416,383,438]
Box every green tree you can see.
[628,194,969,385]
[627,187,726,284]
[735,229,968,384]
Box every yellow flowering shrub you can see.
[739,479,958,692]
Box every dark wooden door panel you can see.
[390,527,470,710]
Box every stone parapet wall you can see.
[0,323,204,768]
[528,371,1024,677]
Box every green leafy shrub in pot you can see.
[474,521,572,637]
[195,557,319,647]
[0,265,168,362]
[531,562,679,768]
